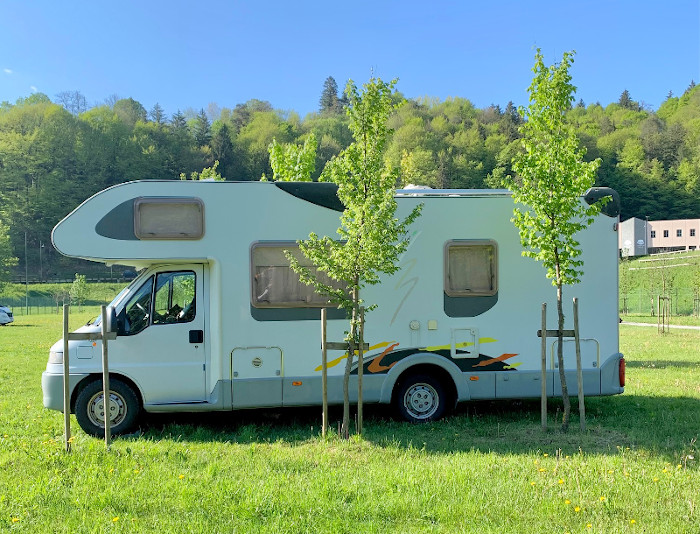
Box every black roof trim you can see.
[274,182,343,212]
[584,187,621,218]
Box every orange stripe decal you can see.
[473,353,518,367]
[368,342,400,373]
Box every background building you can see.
[619,218,700,257]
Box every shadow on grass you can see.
[131,393,699,461]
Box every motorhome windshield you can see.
[92,271,147,326]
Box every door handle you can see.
[189,330,204,343]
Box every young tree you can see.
[289,77,422,437]
[180,160,224,181]
[264,133,317,182]
[70,273,88,312]
[505,49,602,432]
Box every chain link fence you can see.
[620,288,698,316]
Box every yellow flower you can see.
[558,479,564,484]
[574,506,581,513]
[112,517,119,522]
[586,523,592,529]
[630,519,636,525]
[653,477,659,482]
[543,453,549,457]
[11,517,20,523]
[530,481,536,486]
[178,474,185,480]
[565,499,571,505]
[539,468,546,472]
[599,496,606,502]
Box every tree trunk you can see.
[341,285,360,439]
[557,281,571,432]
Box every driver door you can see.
[114,265,206,404]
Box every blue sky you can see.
[1,0,698,117]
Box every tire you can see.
[395,374,448,423]
[75,378,141,437]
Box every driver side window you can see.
[153,271,196,325]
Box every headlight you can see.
[48,351,63,364]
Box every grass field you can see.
[0,310,698,533]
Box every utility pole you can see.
[39,241,44,282]
[24,232,28,315]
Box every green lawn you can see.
[0,312,697,533]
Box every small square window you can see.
[650,230,656,238]
[663,230,669,238]
[677,229,682,237]
[444,241,498,297]
[691,229,696,237]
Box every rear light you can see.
[619,357,626,387]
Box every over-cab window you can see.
[134,197,204,239]
[444,240,498,297]
[251,243,344,308]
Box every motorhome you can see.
[42,180,624,436]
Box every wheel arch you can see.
[71,373,144,413]
[378,353,469,406]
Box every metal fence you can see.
[620,288,698,316]
[0,296,111,316]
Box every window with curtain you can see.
[251,243,345,308]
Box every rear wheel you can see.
[395,374,447,423]
[75,378,141,437]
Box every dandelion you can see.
[630,519,636,525]
[608,469,613,474]
[539,468,546,472]
[599,496,606,502]
[586,523,592,529]
[112,517,119,522]
[531,481,536,486]
[653,477,659,482]
[133,469,140,474]
[574,506,581,513]
[11,517,20,523]
[543,453,549,457]
[677,464,682,470]
[558,479,564,484]
[565,500,571,505]
[178,474,185,480]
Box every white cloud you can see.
[30,86,38,92]
[3,68,13,75]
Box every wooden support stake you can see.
[62,305,71,452]
[101,306,111,448]
[541,303,547,431]
[321,308,328,438]
[357,307,364,436]
[573,298,586,431]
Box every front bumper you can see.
[42,372,90,412]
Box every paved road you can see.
[621,321,700,331]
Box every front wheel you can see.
[75,378,141,437]
[395,374,448,423]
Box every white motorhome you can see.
[42,180,624,436]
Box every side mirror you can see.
[104,306,119,336]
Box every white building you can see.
[619,217,700,257]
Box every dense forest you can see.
[1,77,699,281]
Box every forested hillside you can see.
[1,79,699,280]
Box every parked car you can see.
[0,304,14,326]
